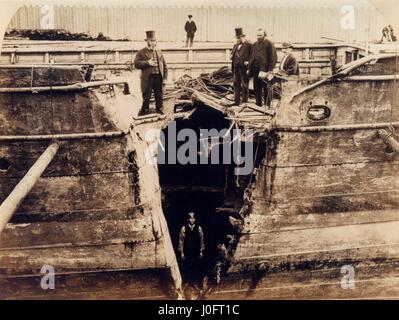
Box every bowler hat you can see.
[188,15,193,18]
[145,30,156,41]
[282,42,293,49]
[235,27,245,38]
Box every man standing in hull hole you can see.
[134,30,168,116]
[248,28,277,107]
[178,212,205,289]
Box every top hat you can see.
[145,30,156,40]
[187,212,196,219]
[235,27,245,38]
[188,15,193,18]
[282,42,293,49]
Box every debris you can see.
[174,66,234,100]
[4,29,129,41]
[132,113,166,125]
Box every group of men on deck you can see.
[231,27,299,107]
[134,23,299,116]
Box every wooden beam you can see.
[0,130,128,141]
[0,142,59,234]
[276,122,399,132]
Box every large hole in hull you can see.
[158,103,266,293]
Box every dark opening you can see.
[158,103,266,293]
[0,158,10,172]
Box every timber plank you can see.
[207,260,399,299]
[252,190,399,215]
[269,161,399,200]
[233,220,399,262]
[0,268,172,299]
[0,67,84,88]
[0,241,166,276]
[0,137,130,178]
[0,173,134,218]
[275,130,397,166]
[0,216,154,250]
[0,91,118,135]
[10,207,148,223]
[224,261,399,288]
[209,275,399,299]
[243,209,399,233]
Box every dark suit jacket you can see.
[280,53,299,76]
[185,21,197,36]
[248,39,278,77]
[134,47,168,93]
[231,41,252,71]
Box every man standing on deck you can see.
[178,212,205,287]
[279,42,299,76]
[271,42,300,100]
[248,28,277,107]
[185,15,197,48]
[134,30,168,116]
[231,28,252,106]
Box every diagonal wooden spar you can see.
[0,142,60,234]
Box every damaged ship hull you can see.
[1,54,399,299]
[0,65,181,299]
[206,54,399,299]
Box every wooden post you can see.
[0,142,60,234]
[188,49,193,62]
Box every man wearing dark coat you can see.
[271,42,299,101]
[279,42,299,76]
[231,28,252,106]
[185,15,197,47]
[248,29,278,107]
[134,30,168,116]
[178,212,205,285]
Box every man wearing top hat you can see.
[134,30,168,116]
[185,15,197,47]
[231,28,252,106]
[247,28,278,107]
[280,42,299,76]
